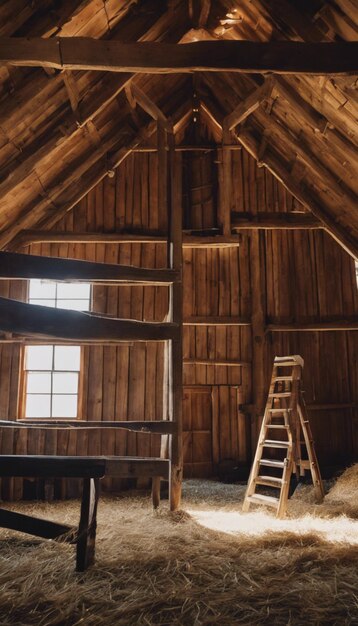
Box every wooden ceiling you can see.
[0,0,357,257]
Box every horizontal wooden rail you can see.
[5,420,175,434]
[0,336,135,346]
[184,316,251,326]
[266,320,358,331]
[0,39,357,74]
[12,230,241,249]
[183,358,251,366]
[0,297,179,342]
[231,212,322,230]
[0,251,178,285]
[306,403,355,411]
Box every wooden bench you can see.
[0,455,169,570]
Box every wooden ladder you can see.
[243,355,324,518]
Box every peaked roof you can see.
[0,0,357,257]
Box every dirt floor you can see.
[0,465,357,625]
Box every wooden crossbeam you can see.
[0,509,74,540]
[0,39,357,74]
[0,250,178,285]
[0,297,178,342]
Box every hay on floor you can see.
[0,465,357,625]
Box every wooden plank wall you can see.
[0,147,356,499]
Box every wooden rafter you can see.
[236,127,358,259]
[0,101,192,249]
[224,77,274,131]
[1,39,357,74]
[201,98,358,259]
[128,83,171,128]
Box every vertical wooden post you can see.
[249,231,267,449]
[152,121,168,508]
[218,122,232,236]
[168,129,183,511]
[76,477,100,571]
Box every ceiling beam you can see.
[1,39,357,74]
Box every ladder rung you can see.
[263,439,290,449]
[273,376,293,382]
[267,424,288,429]
[269,409,290,414]
[274,358,301,366]
[269,392,292,398]
[255,475,283,488]
[260,459,285,468]
[247,494,279,508]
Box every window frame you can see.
[18,279,91,421]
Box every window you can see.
[22,280,91,419]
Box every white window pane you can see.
[52,394,78,418]
[25,346,53,370]
[57,283,91,301]
[27,372,51,394]
[57,300,90,311]
[53,372,78,394]
[54,346,81,371]
[25,394,51,418]
[29,280,56,300]
[29,299,56,308]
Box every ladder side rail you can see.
[243,363,279,510]
[276,409,294,518]
[298,397,325,502]
[288,363,302,477]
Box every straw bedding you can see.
[0,465,357,626]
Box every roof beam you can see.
[0,297,178,343]
[0,99,192,249]
[0,39,357,74]
[236,127,358,259]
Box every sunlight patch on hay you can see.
[187,507,358,544]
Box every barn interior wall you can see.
[0,147,356,499]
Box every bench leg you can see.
[152,477,161,509]
[76,477,100,572]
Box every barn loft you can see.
[0,0,357,623]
